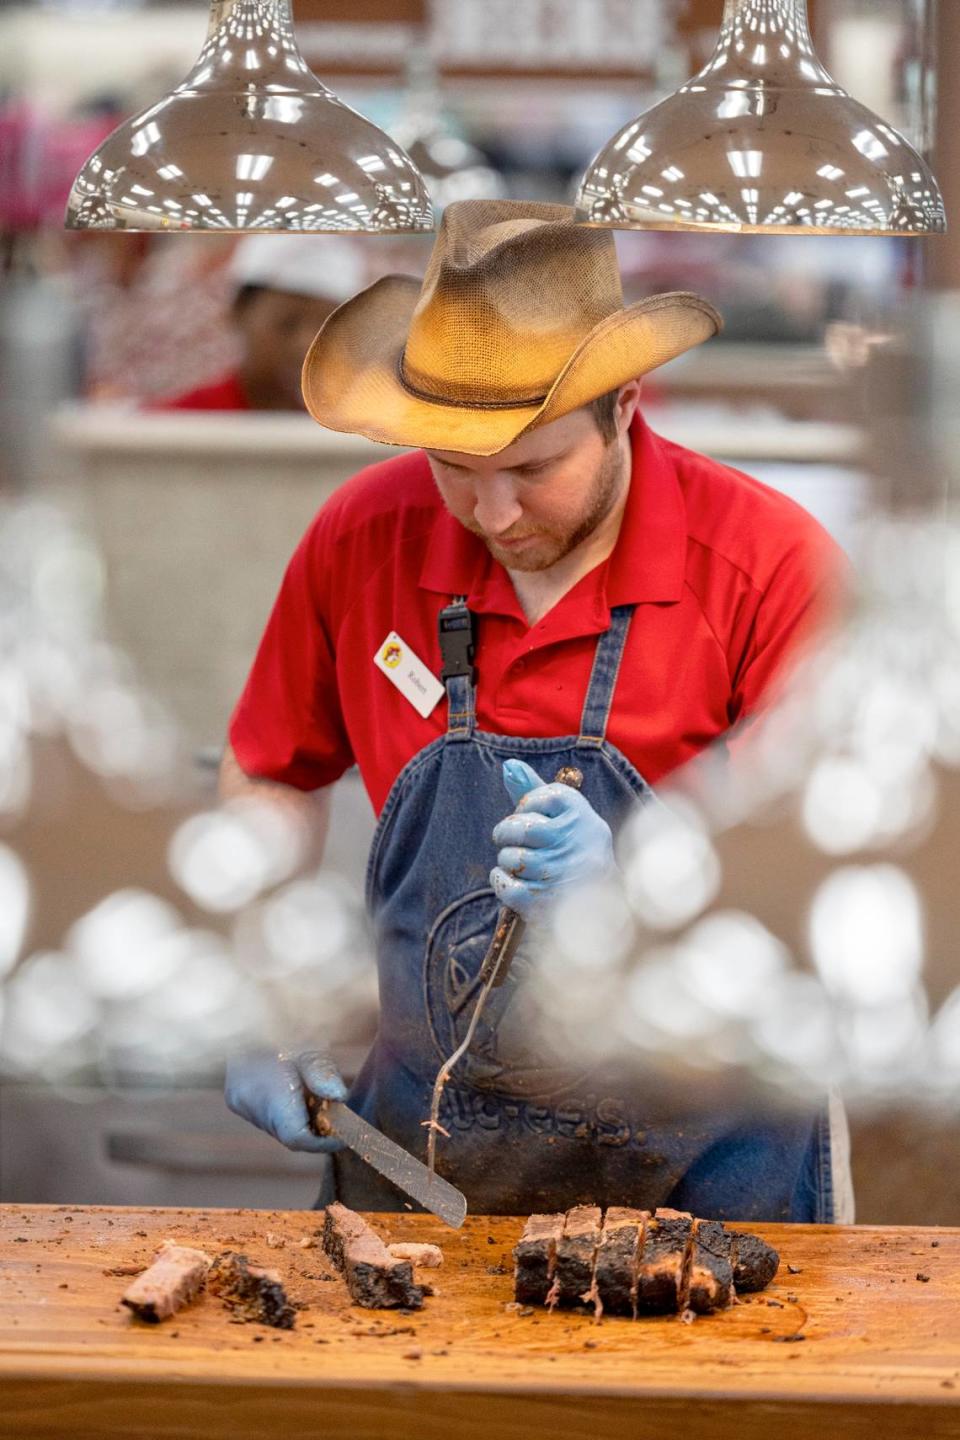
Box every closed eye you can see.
[427,456,471,474]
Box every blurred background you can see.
[1,0,959,1222]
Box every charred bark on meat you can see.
[322,1202,426,1310]
[207,1251,296,1329]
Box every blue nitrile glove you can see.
[489,758,615,920]
[224,1048,347,1153]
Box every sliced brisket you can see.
[548,1205,603,1308]
[682,1218,735,1315]
[635,1208,693,1316]
[121,1240,211,1323]
[592,1207,648,1318]
[730,1229,781,1292]
[322,1202,426,1311]
[514,1213,565,1306]
[207,1251,296,1329]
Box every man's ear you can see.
[616,378,643,435]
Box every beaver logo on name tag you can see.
[374,631,445,718]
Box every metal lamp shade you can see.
[389,48,507,213]
[576,0,946,236]
[65,0,433,233]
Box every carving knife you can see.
[307,1095,467,1229]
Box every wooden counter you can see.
[1,1205,958,1440]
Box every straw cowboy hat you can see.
[301,200,722,457]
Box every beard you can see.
[467,438,628,573]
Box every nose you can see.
[473,476,522,537]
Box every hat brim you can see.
[301,276,721,457]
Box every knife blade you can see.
[307,1096,467,1229]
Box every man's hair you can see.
[588,387,621,443]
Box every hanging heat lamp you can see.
[576,0,946,235]
[388,41,507,213]
[65,0,433,233]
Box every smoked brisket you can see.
[322,1202,426,1310]
[683,1218,735,1315]
[635,1208,693,1316]
[730,1228,781,1293]
[513,1207,780,1319]
[514,1213,565,1305]
[592,1207,648,1318]
[207,1251,296,1329]
[547,1205,602,1308]
[121,1240,211,1323]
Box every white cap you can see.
[227,235,366,303]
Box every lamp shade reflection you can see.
[576,0,945,235]
[65,0,433,233]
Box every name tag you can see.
[374,632,445,719]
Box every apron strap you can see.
[445,673,476,736]
[439,597,476,738]
[579,604,635,744]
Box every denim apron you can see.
[326,600,835,1222]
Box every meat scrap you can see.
[121,1240,212,1323]
[207,1252,296,1330]
[322,1203,426,1311]
[386,1242,444,1268]
[513,1208,780,1319]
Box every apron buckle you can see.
[438,598,476,686]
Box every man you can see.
[223,201,848,1221]
[153,235,364,411]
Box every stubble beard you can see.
[479,437,628,573]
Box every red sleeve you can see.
[228,508,353,791]
[727,523,851,737]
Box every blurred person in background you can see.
[151,237,365,413]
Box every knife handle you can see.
[306,1093,332,1136]
[481,764,583,989]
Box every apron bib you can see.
[324,601,835,1221]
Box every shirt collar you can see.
[418,413,687,611]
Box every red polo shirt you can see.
[229,416,847,814]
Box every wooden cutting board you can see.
[1,1204,959,1440]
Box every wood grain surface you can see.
[1,1204,959,1440]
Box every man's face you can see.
[236,289,339,409]
[425,402,632,573]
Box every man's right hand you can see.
[224,1049,347,1153]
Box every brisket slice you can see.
[207,1251,296,1329]
[548,1205,603,1309]
[681,1218,734,1315]
[121,1240,211,1323]
[730,1229,781,1292]
[322,1202,425,1311]
[591,1207,648,1318]
[635,1208,693,1316]
[513,1213,565,1306]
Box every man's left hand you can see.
[490,758,614,920]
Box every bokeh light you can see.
[809,865,924,1007]
[168,798,307,914]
